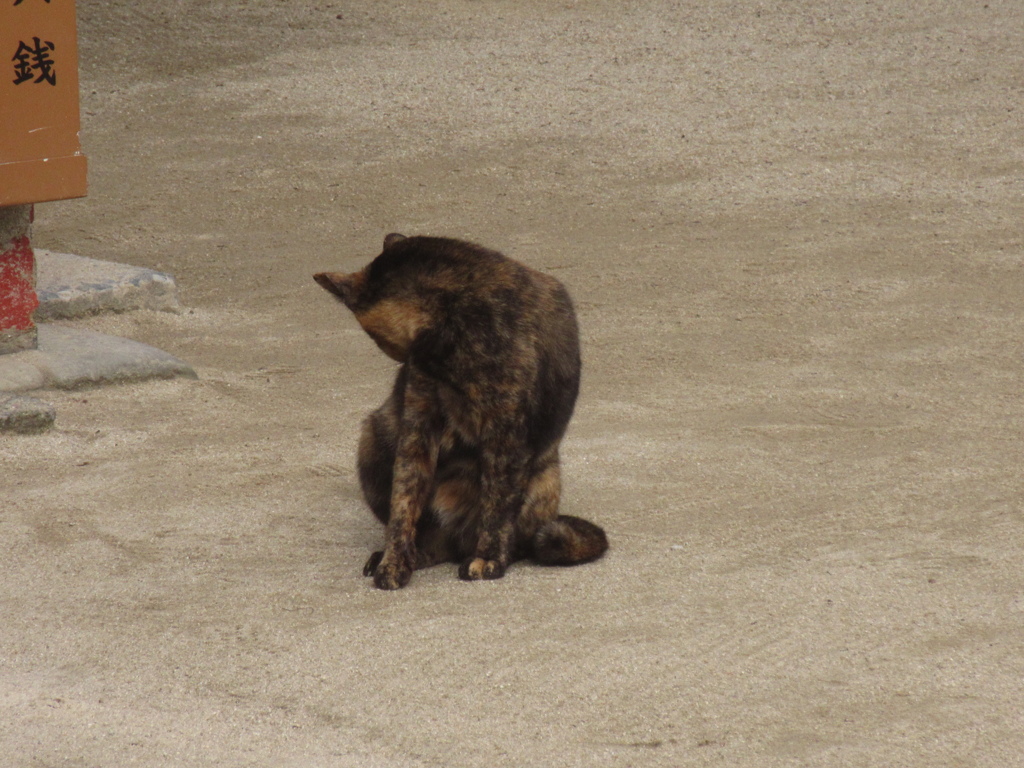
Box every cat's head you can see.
[314,233,428,362]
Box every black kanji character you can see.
[12,37,56,86]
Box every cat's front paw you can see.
[372,559,413,590]
[458,557,506,581]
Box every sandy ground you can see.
[3,1,1023,765]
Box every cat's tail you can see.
[532,515,608,566]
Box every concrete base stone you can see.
[0,324,196,392]
[34,250,181,320]
[0,205,31,245]
[0,394,56,433]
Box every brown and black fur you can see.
[314,234,608,589]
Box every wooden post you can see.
[0,205,37,353]
[0,0,87,354]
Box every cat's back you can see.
[378,237,578,372]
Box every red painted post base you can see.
[0,205,38,354]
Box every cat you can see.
[314,233,608,589]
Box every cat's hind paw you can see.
[363,551,384,577]
[458,557,506,581]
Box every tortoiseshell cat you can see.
[314,234,607,589]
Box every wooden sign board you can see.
[0,0,87,206]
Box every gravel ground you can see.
[3,2,1023,766]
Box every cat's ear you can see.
[313,271,364,309]
[383,232,407,249]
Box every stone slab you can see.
[34,249,181,320]
[0,324,196,392]
[0,393,55,433]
